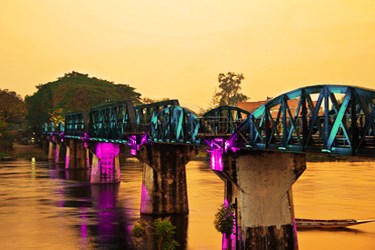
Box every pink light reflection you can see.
[210,148,223,171]
[128,135,138,156]
[80,208,88,239]
[65,153,70,169]
[140,183,150,212]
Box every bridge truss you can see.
[231,85,375,156]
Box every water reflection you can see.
[49,165,188,249]
[2,159,375,249]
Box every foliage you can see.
[48,107,64,126]
[0,89,26,153]
[0,116,8,132]
[132,220,147,238]
[25,71,142,132]
[153,217,179,250]
[142,97,170,104]
[212,72,248,107]
[214,204,235,237]
[0,89,26,129]
[131,217,179,250]
[0,131,14,153]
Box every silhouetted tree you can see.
[213,72,248,107]
[0,89,26,127]
[0,89,26,152]
[25,71,142,132]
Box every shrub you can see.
[214,204,235,237]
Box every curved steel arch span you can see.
[232,85,375,156]
[149,106,200,144]
[201,106,250,136]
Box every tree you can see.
[0,89,26,126]
[132,217,179,250]
[212,72,248,107]
[0,89,26,153]
[25,71,142,132]
[141,97,170,104]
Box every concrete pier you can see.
[137,144,197,215]
[239,151,305,249]
[90,142,121,184]
[219,151,306,249]
[47,140,55,160]
[53,143,66,164]
[65,139,89,169]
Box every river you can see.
[0,158,374,249]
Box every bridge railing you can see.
[198,116,246,137]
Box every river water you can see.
[0,158,375,249]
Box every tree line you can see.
[0,71,247,154]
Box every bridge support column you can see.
[48,140,55,160]
[232,151,306,250]
[54,143,66,164]
[90,142,121,184]
[138,144,195,215]
[65,139,89,169]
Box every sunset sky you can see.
[1,0,375,112]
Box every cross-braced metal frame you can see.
[41,84,375,157]
[149,106,200,144]
[88,100,136,142]
[232,85,375,156]
[200,106,250,137]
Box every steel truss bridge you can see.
[42,85,375,157]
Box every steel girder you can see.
[88,101,136,141]
[134,99,179,130]
[42,122,55,134]
[200,106,250,136]
[64,112,85,138]
[149,106,200,144]
[233,85,375,156]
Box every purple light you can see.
[224,199,229,207]
[127,134,148,156]
[59,132,65,142]
[95,142,120,158]
[210,148,223,171]
[130,149,137,156]
[91,142,121,183]
[205,137,240,171]
[80,208,88,239]
[54,146,59,161]
[128,135,138,156]
[140,183,150,212]
[65,153,70,169]
[140,133,148,144]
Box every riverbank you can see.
[0,143,48,161]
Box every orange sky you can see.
[1,0,375,112]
